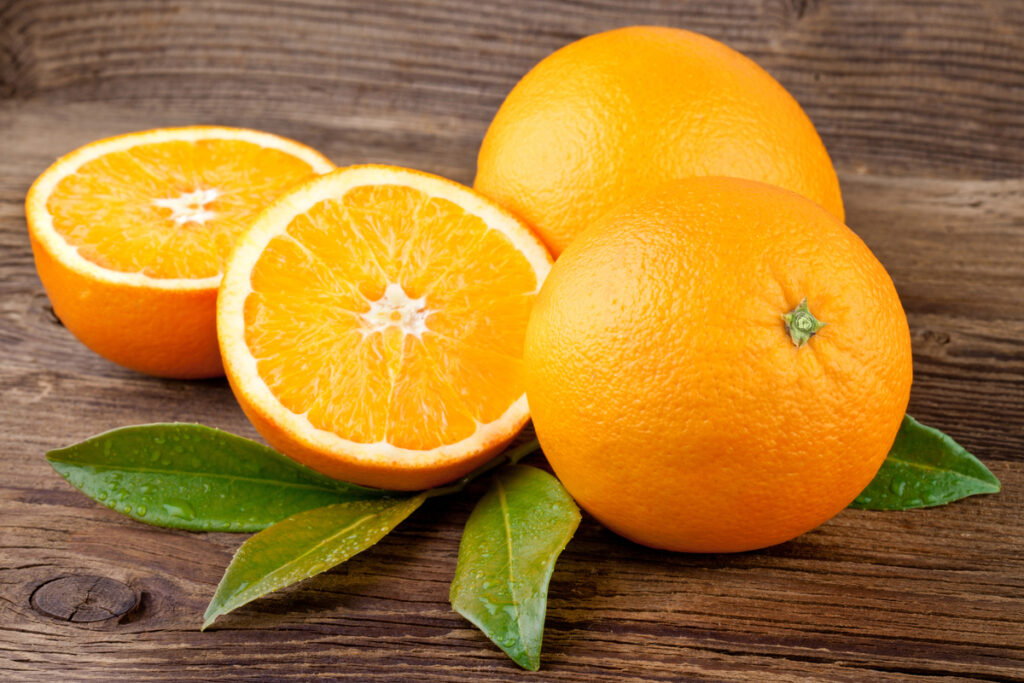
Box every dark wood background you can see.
[1,1,1022,680]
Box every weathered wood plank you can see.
[1,466,1021,679]
[1,0,1022,679]
[2,0,1023,180]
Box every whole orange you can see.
[523,177,912,553]
[475,26,843,257]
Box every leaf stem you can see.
[424,437,541,499]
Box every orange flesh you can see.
[46,140,317,279]
[243,184,539,451]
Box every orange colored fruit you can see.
[524,177,912,553]
[475,26,843,256]
[25,127,334,378]
[217,165,552,490]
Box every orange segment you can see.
[25,127,335,378]
[384,336,479,450]
[218,164,553,490]
[426,293,535,359]
[423,334,526,424]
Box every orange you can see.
[524,177,912,553]
[475,26,843,256]
[217,165,552,490]
[25,127,334,378]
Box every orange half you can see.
[217,165,553,490]
[26,127,335,378]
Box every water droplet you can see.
[136,505,147,516]
[889,479,907,496]
[140,485,152,495]
[97,491,108,501]
[122,504,133,514]
[923,490,942,505]
[163,499,196,520]
[155,437,165,445]
[480,597,499,616]
[201,483,211,493]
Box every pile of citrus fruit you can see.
[27,26,912,552]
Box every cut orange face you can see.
[26,127,335,378]
[218,165,552,490]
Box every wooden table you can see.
[2,1,1022,679]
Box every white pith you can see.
[152,187,222,226]
[26,127,335,291]
[360,282,432,338]
[218,165,553,466]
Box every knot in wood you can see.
[30,575,137,623]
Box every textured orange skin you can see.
[475,26,844,256]
[29,234,222,379]
[524,177,912,553]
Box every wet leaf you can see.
[450,465,580,671]
[203,495,425,629]
[46,423,397,531]
[852,414,1000,510]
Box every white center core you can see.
[152,188,221,226]
[360,283,431,337]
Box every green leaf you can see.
[450,465,581,671]
[203,495,424,629]
[852,414,1001,510]
[46,423,396,532]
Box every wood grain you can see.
[1,0,1022,680]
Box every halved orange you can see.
[217,165,552,490]
[26,127,335,378]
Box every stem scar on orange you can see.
[475,25,843,257]
[26,127,335,378]
[217,165,552,491]
[524,176,913,553]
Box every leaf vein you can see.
[885,456,1000,487]
[497,478,533,660]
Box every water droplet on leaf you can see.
[163,499,196,520]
